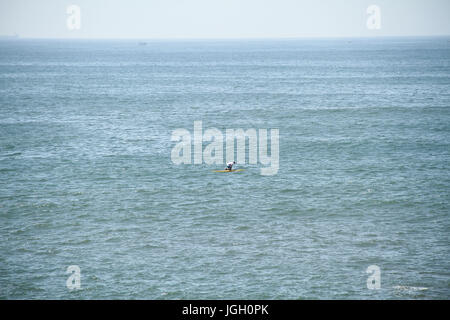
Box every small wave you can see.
[235,225,251,231]
[2,152,22,157]
[393,285,429,292]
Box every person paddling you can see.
[225,161,236,171]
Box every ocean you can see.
[0,37,449,299]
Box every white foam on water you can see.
[393,286,429,292]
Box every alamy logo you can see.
[66,5,81,30]
[171,121,279,175]
[366,5,381,30]
[66,265,81,290]
[366,265,381,289]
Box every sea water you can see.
[0,37,449,299]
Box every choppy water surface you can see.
[0,38,449,299]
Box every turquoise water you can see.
[0,38,449,299]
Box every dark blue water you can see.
[0,37,449,299]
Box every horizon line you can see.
[2,34,450,41]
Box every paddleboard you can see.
[213,169,244,173]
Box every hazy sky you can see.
[1,0,449,38]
